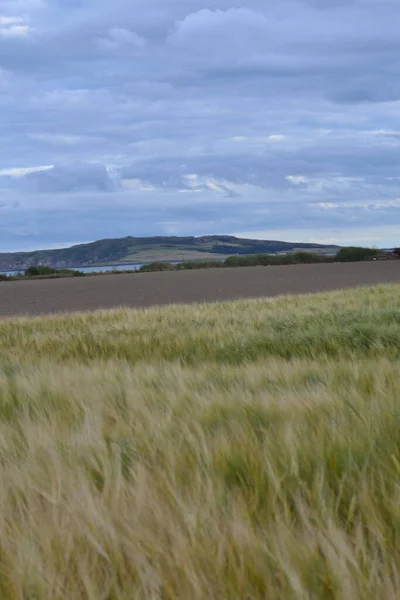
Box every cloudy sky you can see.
[0,0,400,251]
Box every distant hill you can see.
[0,235,340,271]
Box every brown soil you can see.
[1,262,399,318]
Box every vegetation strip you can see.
[1,246,399,281]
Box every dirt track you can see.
[1,262,399,318]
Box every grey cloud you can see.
[0,0,400,251]
[20,163,115,193]
[121,155,296,191]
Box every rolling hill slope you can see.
[0,235,339,271]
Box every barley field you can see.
[1,284,400,599]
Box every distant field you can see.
[111,249,229,264]
[112,247,336,264]
[1,260,400,317]
[0,284,400,598]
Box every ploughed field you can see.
[0,260,400,317]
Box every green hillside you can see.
[0,235,339,270]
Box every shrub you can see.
[291,251,323,263]
[24,266,58,277]
[250,254,274,266]
[224,252,329,268]
[24,266,85,278]
[177,261,223,270]
[224,256,255,267]
[0,273,8,281]
[335,247,380,262]
[61,269,85,277]
[139,262,174,273]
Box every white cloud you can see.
[268,134,285,142]
[0,15,33,37]
[368,129,400,136]
[167,8,270,61]
[170,8,269,41]
[314,199,400,210]
[0,16,24,25]
[313,203,340,209]
[286,175,307,185]
[0,24,31,37]
[0,165,53,177]
[120,178,156,191]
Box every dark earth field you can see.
[1,262,399,318]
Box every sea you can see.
[1,262,182,277]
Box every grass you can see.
[0,284,400,598]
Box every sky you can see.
[1,0,400,251]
